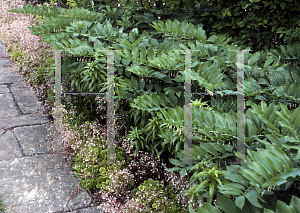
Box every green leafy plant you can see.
[125,178,186,213]
[184,161,226,205]
[127,102,238,163]
[215,145,300,212]
[194,0,300,53]
[264,195,300,213]
[245,101,300,163]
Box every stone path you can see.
[0,38,103,212]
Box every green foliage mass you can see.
[183,0,300,54]
[8,1,300,212]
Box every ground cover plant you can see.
[0,193,4,213]
[1,0,300,212]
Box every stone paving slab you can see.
[0,58,13,66]
[0,68,24,84]
[0,44,8,56]
[0,84,9,93]
[0,154,92,213]
[9,81,42,114]
[0,39,10,56]
[0,92,19,118]
[0,113,49,129]
[13,124,53,156]
[0,130,23,161]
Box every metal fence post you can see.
[228,48,253,165]
[53,50,62,154]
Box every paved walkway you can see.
[0,37,102,212]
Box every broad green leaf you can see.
[265,101,276,120]
[276,200,296,213]
[157,20,166,31]
[290,196,300,213]
[295,150,300,160]
[248,52,260,66]
[247,162,270,181]
[240,168,264,185]
[139,77,145,90]
[194,179,209,193]
[140,46,146,62]
[265,145,293,168]
[287,168,300,178]
[131,76,138,89]
[106,21,112,37]
[269,177,287,186]
[291,107,300,126]
[178,29,185,36]
[165,19,173,31]
[195,203,222,213]
[250,102,280,134]
[208,181,216,203]
[218,183,244,196]
[201,143,218,156]
[280,2,286,9]
[279,103,292,117]
[245,190,263,208]
[167,91,178,108]
[155,82,162,92]
[129,32,136,43]
[147,49,154,61]
[235,196,245,210]
[217,193,240,213]
[248,150,277,177]
[264,209,275,213]
[265,134,281,146]
[146,83,153,91]
[123,48,132,58]
[132,46,139,60]
[223,171,248,187]
[173,19,180,31]
[150,71,167,79]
